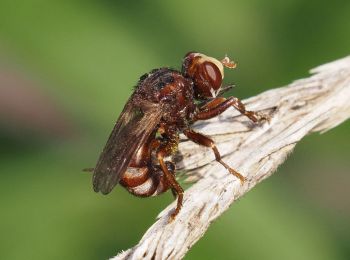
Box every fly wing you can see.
[93,95,163,194]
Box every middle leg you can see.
[183,129,245,184]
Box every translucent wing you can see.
[93,95,163,194]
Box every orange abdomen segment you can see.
[120,166,171,197]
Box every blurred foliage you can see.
[0,0,349,259]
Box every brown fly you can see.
[89,52,267,220]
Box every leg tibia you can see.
[183,129,245,184]
[195,96,269,123]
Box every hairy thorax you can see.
[135,68,196,127]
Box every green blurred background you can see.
[0,1,349,259]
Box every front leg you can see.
[195,96,269,123]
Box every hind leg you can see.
[157,151,183,220]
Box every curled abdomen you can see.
[119,162,175,197]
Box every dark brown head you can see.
[182,52,236,99]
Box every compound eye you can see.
[182,52,225,98]
[194,61,223,97]
[202,61,222,91]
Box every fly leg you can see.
[183,129,245,184]
[195,96,269,122]
[157,150,183,220]
[155,126,183,220]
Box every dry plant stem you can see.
[114,56,350,260]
